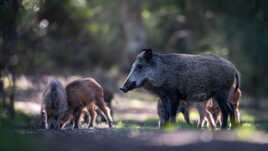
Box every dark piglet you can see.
[41,79,67,129]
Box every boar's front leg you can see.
[167,94,180,123]
[159,93,180,128]
[157,98,170,128]
[158,98,169,128]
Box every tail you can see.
[50,81,58,107]
[234,70,240,92]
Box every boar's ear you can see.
[142,48,152,61]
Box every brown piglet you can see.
[61,77,113,129]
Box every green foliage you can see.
[1,0,268,96]
[0,109,32,151]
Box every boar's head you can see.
[120,48,156,93]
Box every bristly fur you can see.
[41,79,67,129]
[61,77,113,129]
[121,49,241,129]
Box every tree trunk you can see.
[0,79,7,108]
[9,67,16,118]
[0,0,20,118]
[120,0,146,71]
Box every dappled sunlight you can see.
[15,102,40,115]
[1,0,268,150]
[114,113,157,121]
[236,123,256,140]
[3,76,12,89]
[122,90,157,102]
[189,109,200,121]
[16,76,34,90]
[240,109,255,122]
[3,74,268,147]
[113,93,157,121]
[176,109,200,122]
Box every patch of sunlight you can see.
[15,102,40,115]
[80,122,88,128]
[2,76,12,89]
[142,9,151,19]
[130,124,141,129]
[236,122,256,140]
[114,113,157,121]
[130,128,140,137]
[143,118,158,124]
[177,113,185,121]
[114,93,156,110]
[16,76,34,90]
[240,109,255,122]
[176,109,199,122]
[189,109,200,121]
[125,91,157,102]
[3,75,35,90]
[96,122,108,128]
[128,99,149,108]
[22,0,39,11]
[116,121,125,128]
[163,123,179,133]
[73,0,86,6]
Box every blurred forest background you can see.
[0,0,268,120]
[1,1,268,150]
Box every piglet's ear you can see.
[142,48,152,61]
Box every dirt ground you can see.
[11,76,268,151]
[24,128,268,151]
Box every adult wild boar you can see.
[41,79,68,129]
[120,49,240,129]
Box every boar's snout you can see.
[120,87,128,93]
[120,80,136,93]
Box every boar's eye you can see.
[136,64,143,70]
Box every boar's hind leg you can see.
[214,91,234,129]
[95,97,113,128]
[229,103,239,128]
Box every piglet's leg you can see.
[95,97,113,128]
